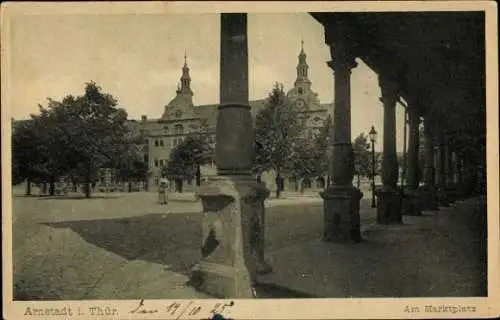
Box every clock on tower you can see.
[295,99,307,111]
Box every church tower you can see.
[176,52,193,96]
[294,40,312,94]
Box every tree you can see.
[116,122,150,191]
[163,132,213,192]
[116,147,149,192]
[312,115,333,186]
[11,119,45,194]
[31,101,74,195]
[254,82,306,198]
[28,81,129,198]
[289,136,317,193]
[352,133,372,188]
[12,102,72,196]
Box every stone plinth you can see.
[320,185,363,243]
[189,176,270,298]
[445,184,458,203]
[402,189,423,216]
[417,185,439,211]
[457,183,469,200]
[375,186,403,224]
[437,187,450,207]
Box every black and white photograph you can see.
[2,1,498,319]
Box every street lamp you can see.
[368,126,378,208]
[193,147,201,187]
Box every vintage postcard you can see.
[2,1,499,319]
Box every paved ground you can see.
[258,197,488,298]
[12,189,369,300]
[10,187,486,300]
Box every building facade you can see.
[135,44,332,192]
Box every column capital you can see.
[327,42,357,72]
[379,96,397,107]
[327,57,357,72]
[378,73,399,105]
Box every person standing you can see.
[158,177,169,205]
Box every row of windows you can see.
[153,159,217,169]
[160,124,184,135]
[152,135,215,148]
[153,137,184,148]
[153,159,168,168]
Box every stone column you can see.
[433,144,440,186]
[452,152,460,183]
[418,119,439,210]
[444,145,456,202]
[320,41,363,243]
[189,13,271,299]
[423,120,435,186]
[374,73,403,224]
[435,133,450,207]
[456,156,466,199]
[403,107,422,215]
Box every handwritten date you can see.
[129,299,235,319]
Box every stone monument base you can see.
[320,185,363,243]
[402,189,423,216]
[437,187,450,207]
[188,176,270,298]
[417,185,439,211]
[445,185,458,203]
[456,183,469,200]
[375,186,403,224]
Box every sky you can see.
[7,12,407,152]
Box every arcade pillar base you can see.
[417,185,440,211]
[320,185,363,243]
[402,189,423,216]
[375,186,403,224]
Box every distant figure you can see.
[158,178,169,205]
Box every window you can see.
[154,159,159,167]
[155,139,159,147]
[173,136,183,147]
[160,139,164,147]
[298,87,303,95]
[174,124,184,135]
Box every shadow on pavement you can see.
[44,212,203,277]
[39,201,378,297]
[35,196,121,200]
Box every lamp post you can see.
[193,147,202,187]
[369,126,378,208]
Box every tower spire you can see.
[294,39,311,91]
[178,51,193,96]
[296,40,309,80]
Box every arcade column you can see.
[418,118,439,210]
[320,40,363,243]
[374,73,403,224]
